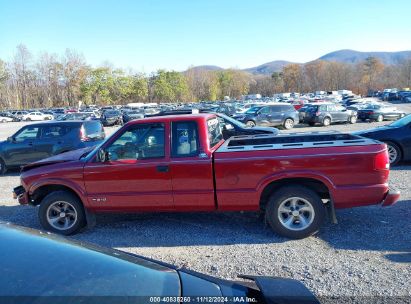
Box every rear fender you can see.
[256,170,336,199]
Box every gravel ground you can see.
[0,102,410,301]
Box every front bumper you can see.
[381,188,401,207]
[13,186,29,205]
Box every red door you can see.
[83,122,174,212]
[169,121,215,211]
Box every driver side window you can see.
[106,123,165,161]
[14,126,39,142]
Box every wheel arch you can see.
[30,183,87,208]
[259,177,332,211]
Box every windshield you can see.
[218,113,246,128]
[389,114,411,127]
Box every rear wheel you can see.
[246,120,256,127]
[265,186,326,239]
[1,119,6,123]
[376,114,384,122]
[349,116,357,124]
[385,141,402,166]
[283,118,294,130]
[322,117,331,126]
[26,117,31,121]
[38,191,86,235]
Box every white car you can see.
[22,112,53,121]
[0,116,13,123]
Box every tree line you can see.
[1,44,411,109]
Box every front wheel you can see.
[265,186,326,239]
[385,141,402,166]
[246,120,256,127]
[38,191,86,235]
[376,114,384,122]
[283,118,294,130]
[0,158,6,175]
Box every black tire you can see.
[349,116,357,124]
[26,118,31,121]
[283,118,294,130]
[376,114,384,122]
[246,120,256,127]
[308,122,315,126]
[0,158,6,175]
[385,141,402,166]
[38,191,86,235]
[322,117,331,126]
[265,185,326,239]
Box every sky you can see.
[1,0,411,72]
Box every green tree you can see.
[152,70,189,102]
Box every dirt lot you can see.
[0,102,410,300]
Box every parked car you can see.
[150,110,279,139]
[233,104,299,129]
[303,103,357,126]
[0,114,14,123]
[0,223,319,303]
[0,120,105,174]
[354,114,411,165]
[216,113,279,139]
[357,104,406,122]
[101,109,123,126]
[122,109,145,124]
[22,111,54,121]
[11,110,29,120]
[13,114,399,238]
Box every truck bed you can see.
[216,131,380,152]
[213,131,388,211]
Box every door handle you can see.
[28,142,33,146]
[156,165,169,173]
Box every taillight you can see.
[374,150,390,170]
[79,126,88,142]
[367,111,374,115]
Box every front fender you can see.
[28,178,89,207]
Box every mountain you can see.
[186,50,411,75]
[243,60,295,75]
[186,65,223,72]
[318,49,411,65]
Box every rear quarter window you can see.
[207,118,223,148]
[84,121,104,138]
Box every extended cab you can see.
[13,114,400,238]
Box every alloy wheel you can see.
[46,201,78,231]
[277,197,315,231]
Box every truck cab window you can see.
[106,124,165,160]
[172,121,199,157]
[207,118,223,148]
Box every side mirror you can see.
[97,148,108,162]
[7,137,15,143]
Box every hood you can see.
[249,126,279,135]
[21,147,94,172]
[353,125,394,135]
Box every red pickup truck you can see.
[13,114,400,238]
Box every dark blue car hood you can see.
[353,125,394,135]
